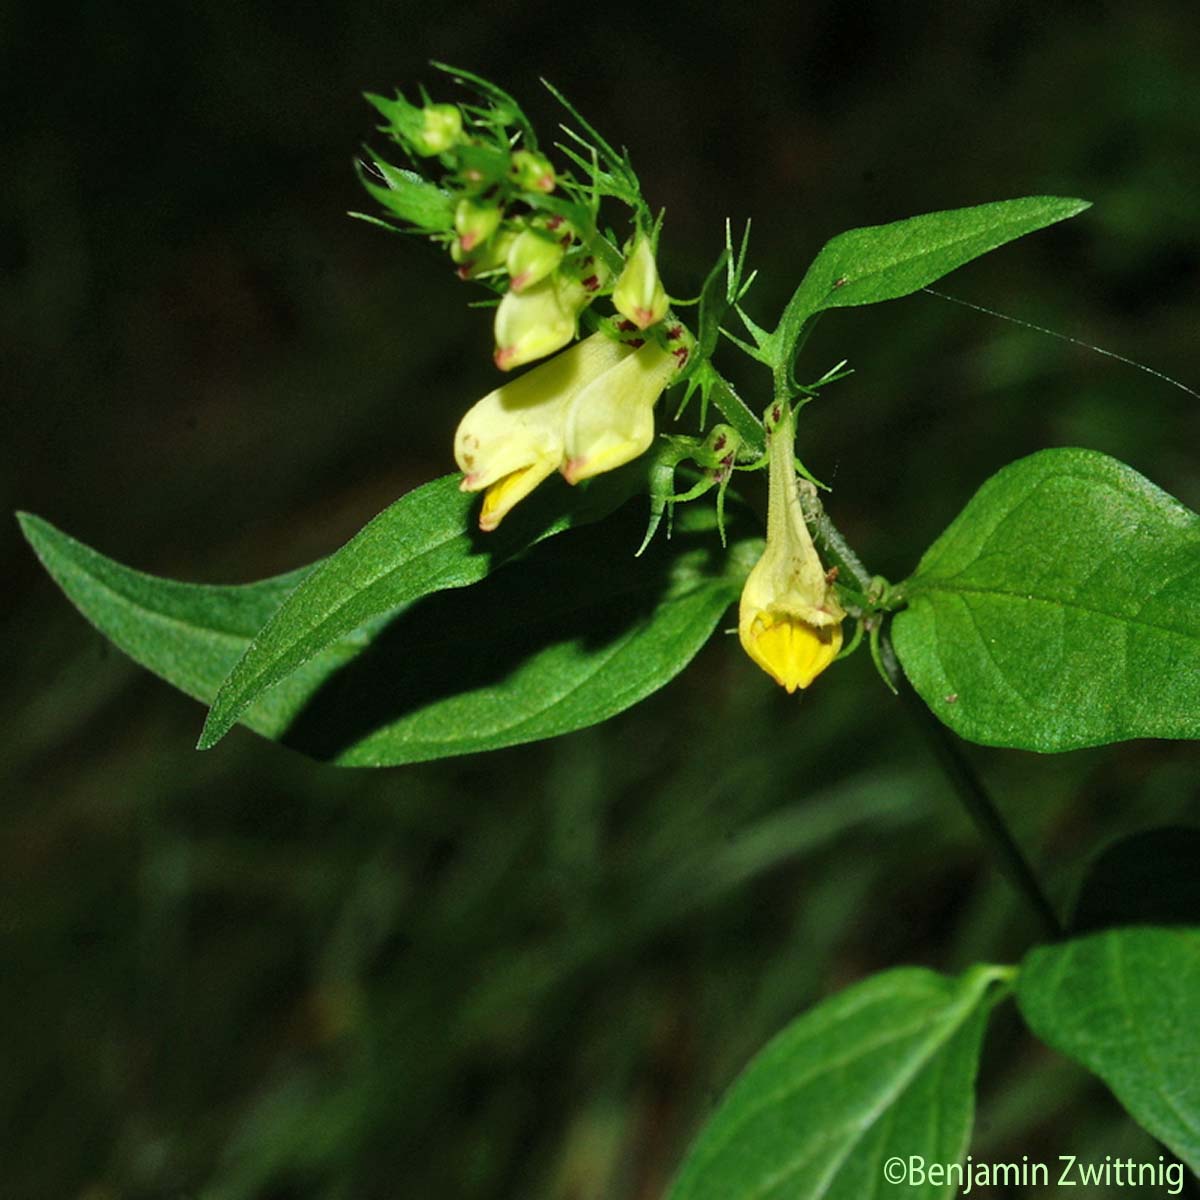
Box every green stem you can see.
[708,367,765,453]
[800,489,1063,940]
[724,371,1062,938]
[877,624,1064,942]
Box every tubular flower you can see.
[738,404,845,692]
[455,333,633,530]
[562,340,677,483]
[612,233,668,330]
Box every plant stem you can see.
[877,625,1065,942]
[803,493,1064,941]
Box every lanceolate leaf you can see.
[197,470,642,750]
[772,196,1089,370]
[1016,927,1200,1174]
[19,501,746,767]
[668,964,1010,1200]
[892,448,1200,751]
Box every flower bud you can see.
[455,198,503,253]
[738,403,845,692]
[414,104,463,156]
[506,228,565,293]
[493,273,587,371]
[612,234,669,330]
[451,228,516,279]
[456,143,512,190]
[509,149,556,194]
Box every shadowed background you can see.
[3,2,1198,1196]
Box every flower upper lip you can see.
[454,331,682,530]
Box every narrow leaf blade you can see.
[20,503,740,766]
[17,512,308,715]
[892,448,1200,751]
[1016,927,1200,1174]
[198,471,640,749]
[668,964,1009,1200]
[775,196,1089,367]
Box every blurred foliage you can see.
[3,1,1198,1197]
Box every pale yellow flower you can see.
[738,404,845,692]
[562,340,677,484]
[455,333,632,530]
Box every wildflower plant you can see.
[19,65,1200,1195]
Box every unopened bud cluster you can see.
[366,90,676,374]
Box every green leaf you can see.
[892,448,1200,751]
[1016,927,1200,1175]
[19,511,311,720]
[197,472,644,750]
[773,196,1089,370]
[668,964,1010,1200]
[19,498,744,767]
[356,157,455,231]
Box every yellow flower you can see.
[455,331,681,530]
[562,339,677,483]
[455,333,632,530]
[738,403,845,692]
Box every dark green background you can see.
[4,2,1198,1196]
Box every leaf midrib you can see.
[208,521,475,728]
[52,552,271,647]
[905,580,1200,644]
[825,207,1062,298]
